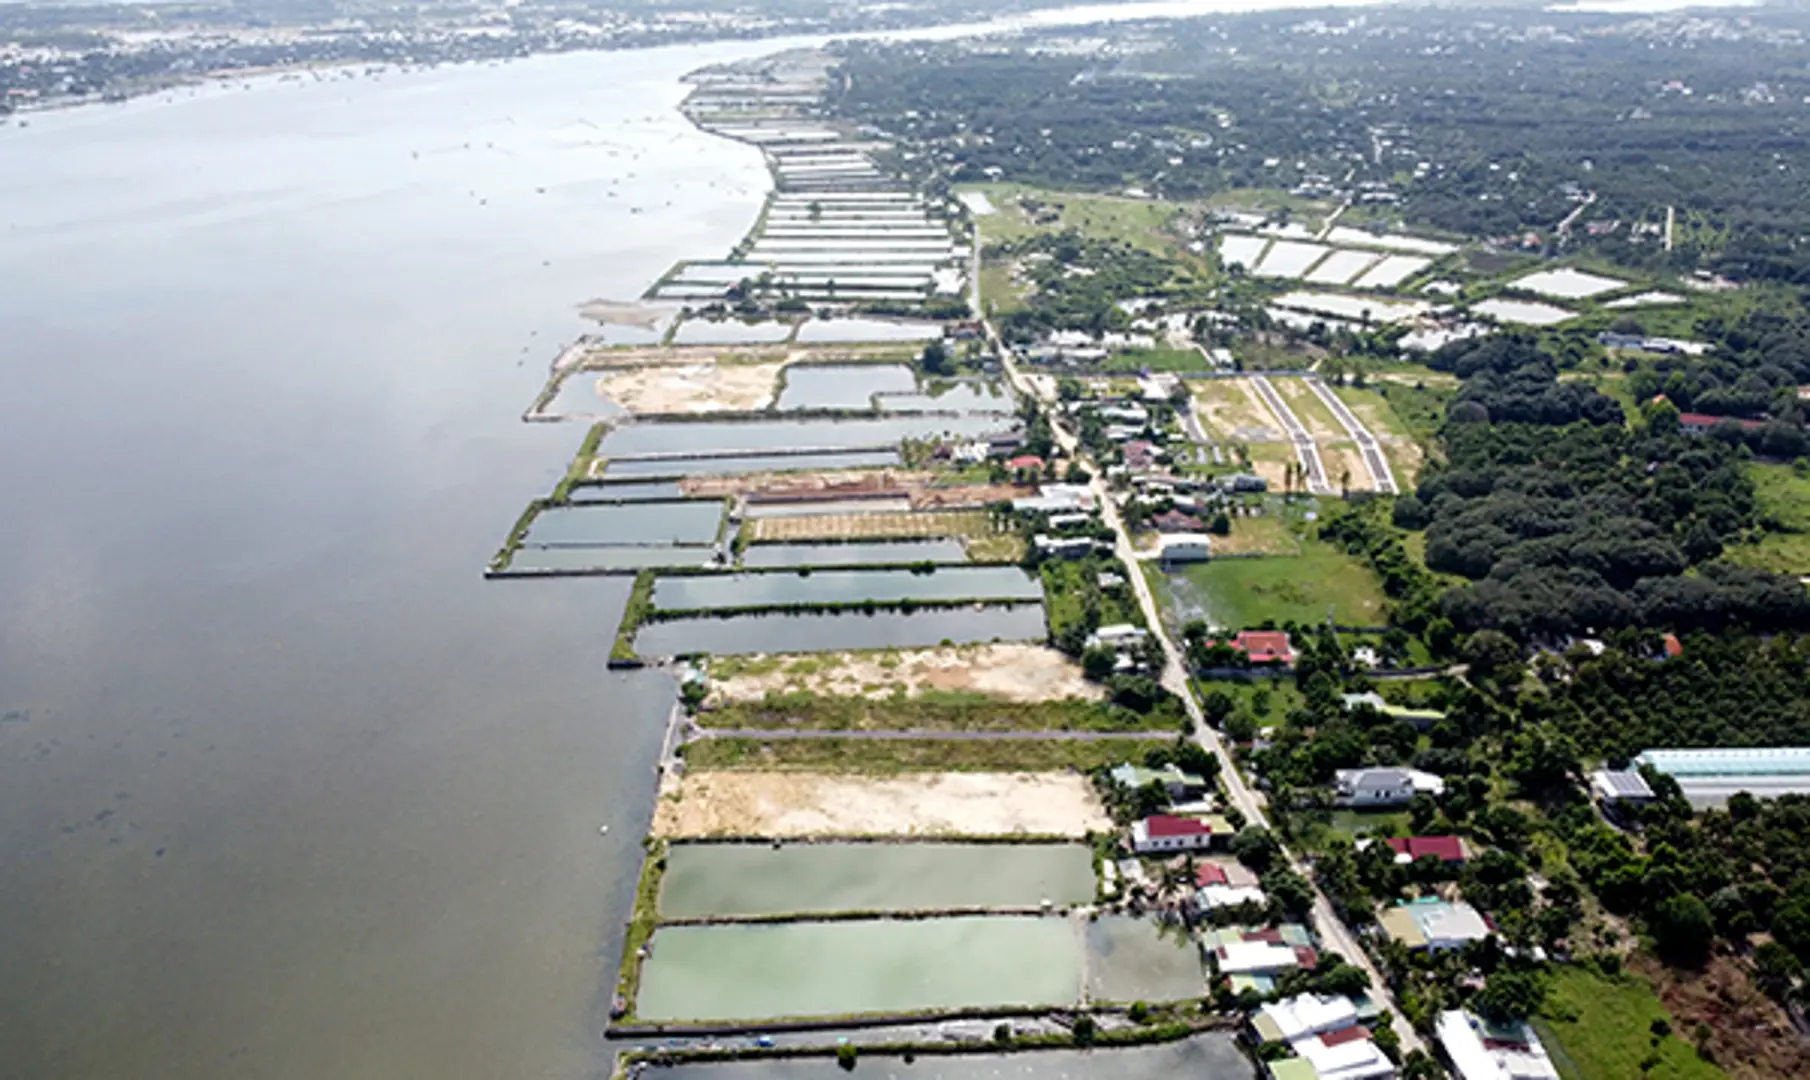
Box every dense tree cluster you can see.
[988,230,1191,341]
[1392,336,1810,638]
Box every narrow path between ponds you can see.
[690,728,1180,741]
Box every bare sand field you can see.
[595,360,785,414]
[651,771,1111,838]
[1320,444,1375,493]
[711,644,1103,705]
[682,469,929,500]
[1193,378,1282,441]
[752,509,996,542]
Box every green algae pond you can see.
[635,916,1081,1022]
[648,1035,1257,1080]
[658,842,1096,920]
[1083,915,1207,1004]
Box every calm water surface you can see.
[635,916,1081,1021]
[654,1035,1256,1080]
[651,566,1042,610]
[0,39,791,1080]
[634,604,1047,655]
[525,500,726,546]
[777,363,918,410]
[740,539,968,567]
[658,842,1096,918]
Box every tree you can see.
[837,1045,858,1071]
[1652,892,1716,967]
[1473,969,1546,1022]
[920,341,955,376]
[1071,1015,1097,1044]
[1081,645,1117,682]
[1233,826,1282,872]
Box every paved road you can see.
[987,342,1429,1060]
[1305,375,1397,495]
[1248,374,1331,494]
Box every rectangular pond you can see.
[566,481,686,502]
[671,320,794,346]
[740,539,968,568]
[793,319,947,344]
[522,501,723,547]
[635,916,1079,1021]
[878,382,1012,414]
[505,546,714,573]
[633,604,1046,656]
[651,567,1043,611]
[600,416,1011,458]
[649,1034,1255,1080]
[777,364,918,410]
[603,450,900,478]
[1084,915,1207,1004]
[658,843,1097,919]
[543,371,628,419]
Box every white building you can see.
[1089,624,1149,649]
[1130,813,1227,854]
[1254,994,1360,1043]
[1333,767,1445,808]
[1158,532,1214,565]
[1436,1010,1559,1080]
[1217,939,1303,975]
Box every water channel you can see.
[740,539,968,568]
[648,1035,1256,1080]
[659,842,1096,918]
[603,450,902,477]
[599,415,1009,458]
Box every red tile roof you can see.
[1678,412,1767,432]
[1662,633,1683,658]
[1233,630,1294,664]
[1144,814,1216,838]
[1384,836,1467,862]
[1318,1025,1373,1048]
[1196,863,1230,887]
[1007,455,1044,470]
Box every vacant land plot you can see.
[1625,952,1809,1080]
[1335,385,1428,484]
[710,644,1103,704]
[1271,377,1345,441]
[1193,378,1283,442]
[1151,540,1387,628]
[1729,464,1810,574]
[683,737,1166,774]
[1202,515,1300,556]
[683,468,928,501]
[968,183,1193,261]
[594,360,785,414]
[1099,346,1211,373]
[750,509,1023,560]
[697,693,1168,732]
[650,771,1113,837]
[1534,964,1728,1080]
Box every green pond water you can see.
[635,916,1080,1021]
[1084,915,1207,1004]
[658,843,1096,919]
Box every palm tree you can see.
[1339,466,1352,499]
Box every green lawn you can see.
[1535,965,1726,1080]
[1100,345,1210,373]
[965,182,1203,264]
[1043,557,1143,644]
[1726,463,1810,573]
[1151,539,1389,630]
[681,735,1173,773]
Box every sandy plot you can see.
[752,509,997,542]
[1192,379,1281,441]
[683,469,929,500]
[651,771,1111,838]
[1319,444,1374,493]
[593,361,784,414]
[1272,378,1344,441]
[712,644,1104,705]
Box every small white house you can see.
[1088,624,1149,650]
[1333,767,1444,808]
[1158,532,1214,565]
[1130,813,1227,853]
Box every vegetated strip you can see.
[679,735,1171,773]
[648,596,1042,619]
[614,838,668,1022]
[653,905,1081,927]
[611,570,659,665]
[695,693,1185,733]
[612,1015,1218,1047]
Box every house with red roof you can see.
[1382,836,1468,864]
[1678,412,1766,435]
[1229,630,1294,665]
[1131,813,1231,854]
[1660,632,1683,659]
[1006,454,1045,471]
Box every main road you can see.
[981,311,1429,1058]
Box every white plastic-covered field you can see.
[1218,234,1270,271]
[1325,227,1458,256]
[1474,298,1575,326]
[1305,249,1382,285]
[1604,291,1686,309]
[1273,290,1432,325]
[1511,267,1628,300]
[1351,255,1432,289]
[1253,240,1333,279]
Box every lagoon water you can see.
[659,842,1097,918]
[525,500,725,546]
[0,38,792,1080]
[653,1034,1257,1080]
[635,916,1081,1021]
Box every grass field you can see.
[1043,557,1143,643]
[750,509,1024,561]
[1149,538,1388,629]
[1099,345,1211,373]
[978,262,1026,314]
[1202,514,1301,556]
[1334,384,1431,485]
[967,183,1195,261]
[1726,463,1810,573]
[681,735,1173,773]
[1534,965,1725,1080]
[697,692,1185,733]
